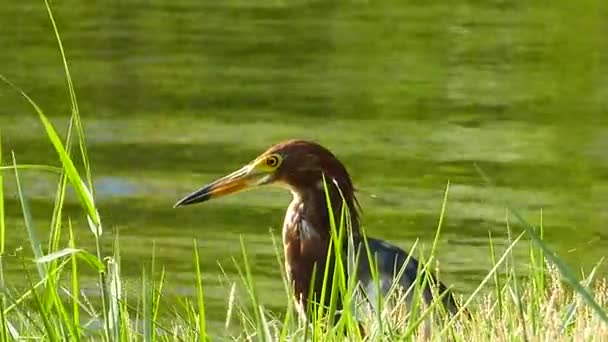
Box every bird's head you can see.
[173,139,358,210]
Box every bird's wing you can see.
[345,237,459,316]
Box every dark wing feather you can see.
[346,237,460,315]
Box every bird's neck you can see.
[282,181,361,312]
[288,183,360,241]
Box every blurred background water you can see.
[0,0,606,333]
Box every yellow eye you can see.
[265,154,282,168]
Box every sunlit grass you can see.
[0,1,606,341]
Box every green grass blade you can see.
[153,267,166,337]
[68,221,81,341]
[0,291,9,341]
[488,232,503,314]
[193,239,208,342]
[107,257,121,341]
[35,248,87,264]
[44,257,78,341]
[561,259,603,332]
[0,165,63,174]
[43,0,95,198]
[225,282,237,332]
[430,180,449,259]
[317,173,336,325]
[11,153,46,280]
[46,116,74,268]
[38,109,101,234]
[35,248,104,273]
[235,236,264,341]
[143,266,152,342]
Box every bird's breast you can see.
[282,200,332,301]
[282,201,323,256]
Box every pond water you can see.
[0,0,606,334]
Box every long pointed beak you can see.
[174,165,265,207]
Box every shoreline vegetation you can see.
[0,1,606,340]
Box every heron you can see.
[174,139,460,327]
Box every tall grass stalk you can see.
[193,239,208,341]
